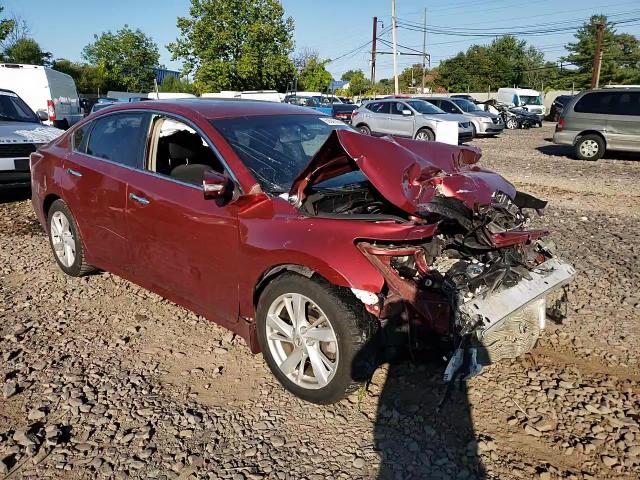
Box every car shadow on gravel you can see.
[0,186,30,204]
[537,144,640,161]
[355,328,485,479]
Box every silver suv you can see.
[553,87,640,160]
[422,97,504,136]
[352,99,474,143]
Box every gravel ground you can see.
[1,124,639,479]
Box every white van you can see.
[0,64,83,129]
[496,87,545,119]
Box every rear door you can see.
[366,102,391,134]
[606,91,640,152]
[124,113,240,327]
[61,112,149,275]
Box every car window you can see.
[369,102,390,114]
[390,102,408,115]
[147,115,225,186]
[86,113,147,167]
[211,114,351,193]
[439,100,460,114]
[72,123,92,153]
[574,92,617,114]
[613,92,640,116]
[405,100,445,114]
[0,92,38,123]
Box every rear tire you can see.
[357,124,371,135]
[415,128,435,141]
[575,134,604,161]
[256,273,379,404]
[47,199,95,276]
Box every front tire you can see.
[256,273,378,404]
[47,199,95,276]
[506,117,518,129]
[575,134,604,161]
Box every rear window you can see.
[574,91,640,116]
[86,113,147,167]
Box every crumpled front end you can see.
[290,129,575,382]
[356,192,575,382]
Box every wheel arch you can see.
[43,193,62,223]
[354,122,370,129]
[575,130,607,147]
[415,126,435,138]
[253,263,327,309]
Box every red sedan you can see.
[30,99,574,404]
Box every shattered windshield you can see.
[211,115,351,193]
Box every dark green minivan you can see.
[553,87,640,160]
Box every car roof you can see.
[96,98,319,119]
[0,88,18,96]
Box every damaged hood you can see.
[290,129,516,215]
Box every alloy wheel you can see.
[506,117,518,129]
[50,211,76,268]
[579,139,599,158]
[265,293,339,390]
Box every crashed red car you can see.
[30,100,575,404]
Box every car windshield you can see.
[519,95,542,105]
[405,100,445,114]
[451,98,482,112]
[211,115,351,193]
[0,92,38,123]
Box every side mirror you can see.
[37,110,49,121]
[202,170,232,199]
[402,109,412,116]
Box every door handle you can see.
[67,168,82,177]
[129,192,150,205]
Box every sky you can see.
[3,0,639,82]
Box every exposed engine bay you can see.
[289,129,576,384]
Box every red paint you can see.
[31,100,543,354]
[291,130,516,212]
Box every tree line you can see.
[0,1,638,96]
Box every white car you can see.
[0,89,63,189]
[0,64,83,129]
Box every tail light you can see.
[557,116,564,131]
[352,110,359,120]
[47,100,56,122]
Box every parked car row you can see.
[351,98,498,144]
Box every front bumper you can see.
[476,121,505,135]
[0,157,31,187]
[444,257,575,381]
[459,130,474,143]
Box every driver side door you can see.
[125,114,241,328]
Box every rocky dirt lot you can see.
[1,124,639,479]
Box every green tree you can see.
[344,70,369,96]
[158,75,195,93]
[3,37,51,65]
[0,5,14,45]
[298,56,332,92]
[436,36,546,92]
[51,59,109,94]
[564,15,640,87]
[83,26,159,92]
[169,0,296,93]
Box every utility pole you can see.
[591,22,604,89]
[371,16,378,84]
[421,8,427,94]
[391,0,399,95]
